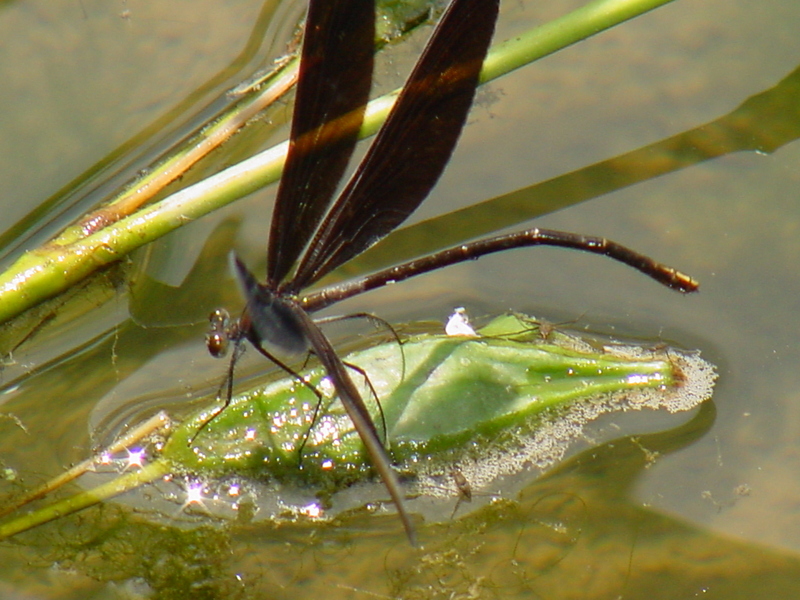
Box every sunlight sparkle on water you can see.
[319,376,335,397]
[299,503,323,518]
[185,481,205,505]
[627,373,660,385]
[271,412,286,431]
[175,478,212,515]
[125,448,146,469]
[312,417,339,444]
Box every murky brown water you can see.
[2,0,800,598]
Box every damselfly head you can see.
[206,308,234,358]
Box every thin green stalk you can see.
[0,0,675,326]
[482,0,677,83]
[0,460,171,541]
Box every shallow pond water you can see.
[2,0,800,598]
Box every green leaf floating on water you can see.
[167,314,711,483]
[0,314,716,539]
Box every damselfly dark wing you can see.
[267,1,375,288]
[231,0,501,546]
[283,0,500,294]
[211,0,699,545]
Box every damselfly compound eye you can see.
[206,309,232,358]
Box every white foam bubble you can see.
[412,345,717,502]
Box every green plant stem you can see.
[0,0,675,326]
[0,460,170,541]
